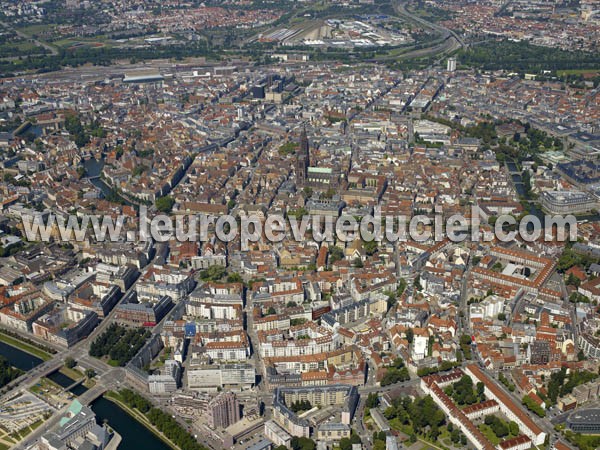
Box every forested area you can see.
[459,40,600,73]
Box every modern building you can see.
[187,363,256,391]
[38,400,112,450]
[447,57,457,72]
[264,420,292,448]
[567,408,600,434]
[207,392,241,429]
[148,359,181,394]
[272,384,359,437]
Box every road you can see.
[382,0,464,62]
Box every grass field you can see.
[60,366,83,380]
[15,24,56,36]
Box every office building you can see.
[207,392,241,429]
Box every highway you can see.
[380,0,465,62]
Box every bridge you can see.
[78,385,108,406]
[1,358,64,399]
[60,378,85,394]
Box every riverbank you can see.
[0,331,51,361]
[102,392,179,450]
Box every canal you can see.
[507,159,600,224]
[91,397,172,450]
[83,157,135,206]
[46,370,88,396]
[0,340,43,371]
[506,160,544,222]
[83,157,112,198]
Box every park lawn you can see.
[389,417,415,436]
[60,366,83,380]
[30,419,43,431]
[478,424,500,445]
[0,331,51,361]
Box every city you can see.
[0,1,598,450]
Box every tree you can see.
[373,441,386,450]
[451,428,461,443]
[85,368,96,379]
[65,357,76,369]
[406,328,414,344]
[414,275,422,291]
[226,272,243,283]
[291,436,316,450]
[0,356,22,388]
[477,381,485,400]
[329,246,344,264]
[155,196,175,213]
[290,400,312,413]
[199,265,226,281]
[522,395,546,417]
[366,393,379,408]
[339,438,352,450]
[363,240,378,255]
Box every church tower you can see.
[296,128,309,187]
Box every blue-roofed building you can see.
[185,322,197,337]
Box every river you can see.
[83,157,135,206]
[91,397,172,450]
[0,340,43,371]
[46,370,88,396]
[506,160,544,223]
[83,157,113,198]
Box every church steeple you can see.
[300,127,309,162]
[296,127,309,187]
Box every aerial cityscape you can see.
[0,1,599,450]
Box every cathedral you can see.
[295,129,340,191]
